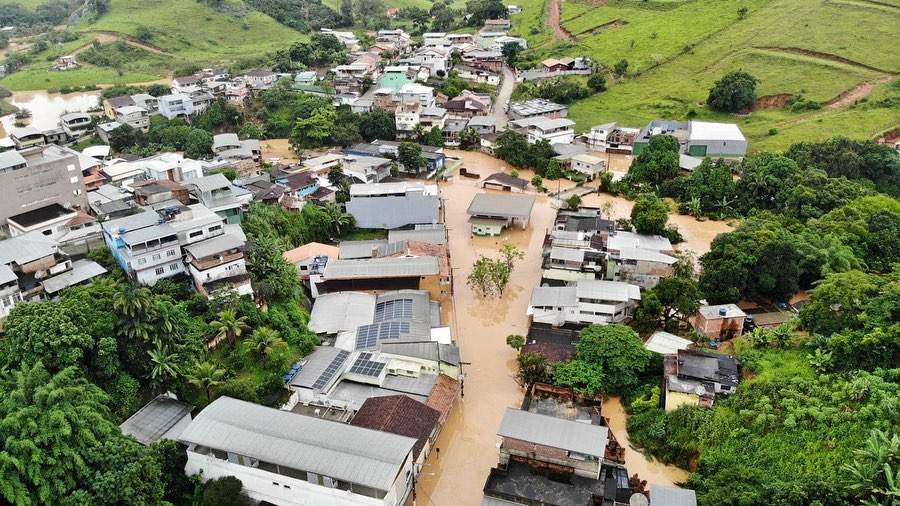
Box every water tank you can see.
[719,307,727,316]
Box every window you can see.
[189,230,203,238]
[169,263,179,272]
[152,254,161,260]
[155,267,165,275]
[167,250,177,257]
[209,225,223,233]
[137,258,147,265]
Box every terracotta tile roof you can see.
[425,374,459,425]
[521,342,576,363]
[67,210,97,227]
[350,395,440,459]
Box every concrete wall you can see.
[501,437,600,479]
[0,150,87,226]
[694,315,744,340]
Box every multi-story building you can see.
[510,117,576,145]
[114,105,150,132]
[185,174,253,224]
[528,279,641,326]
[508,98,568,120]
[179,396,417,506]
[346,182,440,229]
[394,102,421,139]
[183,229,252,299]
[101,210,184,286]
[0,145,87,228]
[158,93,195,120]
[59,112,93,139]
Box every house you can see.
[344,141,445,176]
[8,126,45,150]
[467,193,536,235]
[346,182,440,229]
[132,93,159,114]
[529,279,641,326]
[310,256,443,301]
[212,133,261,162]
[59,112,93,139]
[466,116,496,135]
[409,47,451,75]
[114,105,150,132]
[422,32,450,48]
[481,172,528,193]
[342,155,394,183]
[119,394,192,446]
[171,75,202,94]
[497,408,609,479]
[101,210,184,286]
[244,69,278,89]
[419,106,447,130]
[650,485,698,506]
[0,146,87,227]
[284,242,339,281]
[378,341,461,378]
[569,153,606,180]
[510,117,576,145]
[7,203,100,247]
[294,70,318,86]
[158,93,196,120]
[53,54,78,70]
[394,101,421,139]
[605,230,674,255]
[180,396,416,506]
[461,50,503,73]
[692,304,746,340]
[442,118,468,146]
[397,83,435,108]
[307,291,379,335]
[350,395,441,472]
[583,122,640,153]
[275,171,320,199]
[483,18,511,31]
[685,120,747,157]
[95,121,122,143]
[454,64,500,85]
[664,349,739,410]
[321,28,361,50]
[103,94,136,119]
[183,228,252,299]
[139,152,205,182]
[185,174,253,224]
[490,35,527,51]
[508,99,568,120]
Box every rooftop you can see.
[119,394,192,445]
[576,279,641,302]
[8,203,75,228]
[282,242,340,264]
[179,396,416,492]
[650,484,698,506]
[687,120,745,142]
[482,172,528,190]
[498,408,608,457]
[350,395,440,459]
[0,231,58,266]
[308,292,377,334]
[41,259,107,295]
[508,98,567,117]
[467,193,536,219]
[698,303,745,320]
[322,256,440,280]
[677,349,739,388]
[645,331,693,355]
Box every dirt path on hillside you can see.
[70,31,173,57]
[827,75,897,108]
[753,46,896,74]
[548,0,576,42]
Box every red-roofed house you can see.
[350,395,441,471]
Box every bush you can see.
[202,477,251,506]
[587,73,607,93]
[707,70,758,112]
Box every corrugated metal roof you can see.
[380,341,461,366]
[650,485,698,506]
[530,286,578,307]
[467,193,536,218]
[308,292,376,334]
[0,231,58,266]
[617,247,676,264]
[178,396,416,491]
[339,239,388,259]
[388,226,447,245]
[497,408,608,457]
[607,231,672,252]
[549,246,585,262]
[183,233,245,259]
[119,394,192,445]
[645,331,693,355]
[576,280,641,302]
[323,256,440,279]
[41,259,107,294]
[0,263,17,284]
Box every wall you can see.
[500,437,600,479]
[694,315,744,340]
[0,151,87,226]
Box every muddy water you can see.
[261,138,302,164]
[416,151,721,504]
[602,397,690,486]
[416,149,554,506]
[0,90,100,138]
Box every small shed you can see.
[466,193,536,235]
[481,172,528,193]
[119,394,192,445]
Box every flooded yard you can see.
[260,138,302,164]
[0,90,100,138]
[417,150,700,504]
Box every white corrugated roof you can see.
[688,121,745,142]
[645,331,693,355]
[576,279,641,302]
[308,292,377,334]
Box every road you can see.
[491,65,517,129]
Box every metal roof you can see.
[119,394,192,445]
[178,396,416,491]
[607,231,672,252]
[41,259,107,294]
[323,256,440,279]
[497,408,609,457]
[467,193,536,219]
[0,264,17,284]
[650,485,698,506]
[379,341,461,366]
[183,232,245,259]
[187,173,231,193]
[0,150,26,170]
[530,286,578,307]
[0,231,58,266]
[549,246,585,262]
[645,331,693,355]
[617,247,677,264]
[349,181,435,196]
[290,346,352,391]
[308,292,377,334]
[687,121,745,142]
[339,239,388,259]
[576,280,641,302]
[388,226,447,245]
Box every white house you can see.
[569,153,606,180]
[158,93,196,120]
[394,102,421,139]
[183,228,253,299]
[244,69,278,90]
[114,105,150,132]
[180,396,417,506]
[397,83,435,108]
[685,120,747,157]
[528,279,641,326]
[512,117,576,145]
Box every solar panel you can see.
[374,299,414,322]
[349,352,386,377]
[355,322,411,349]
[311,350,350,390]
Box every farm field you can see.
[510,0,900,150]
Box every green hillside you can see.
[511,0,900,150]
[0,0,306,90]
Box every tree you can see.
[243,327,287,364]
[544,159,562,179]
[735,152,802,212]
[467,256,510,297]
[815,195,900,273]
[290,105,336,149]
[246,235,301,305]
[459,127,481,150]
[737,6,749,19]
[531,175,543,190]
[679,158,738,217]
[553,359,605,396]
[842,429,900,506]
[358,108,396,141]
[625,134,680,189]
[148,342,180,393]
[501,41,519,66]
[424,126,444,147]
[565,324,652,395]
[499,244,525,272]
[506,334,526,351]
[631,194,669,235]
[201,476,252,506]
[0,363,165,505]
[397,142,426,174]
[785,137,900,197]
[707,70,758,112]
[209,309,251,348]
[494,130,531,168]
[566,194,582,210]
[466,0,508,26]
[613,58,629,76]
[587,73,607,93]
[2,302,95,373]
[515,352,551,387]
[339,0,354,25]
[653,276,702,328]
[186,361,228,403]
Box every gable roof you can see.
[482,172,528,190]
[467,193,536,219]
[179,396,416,491]
[350,395,440,459]
[119,394,192,445]
[283,242,339,264]
[497,408,609,457]
[425,374,459,425]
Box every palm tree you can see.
[113,286,152,319]
[186,361,228,403]
[209,309,250,348]
[323,202,354,237]
[148,342,180,393]
[243,327,287,364]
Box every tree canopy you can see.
[707,70,757,112]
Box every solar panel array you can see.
[311,350,350,390]
[374,298,414,322]
[355,321,411,349]
[348,352,386,377]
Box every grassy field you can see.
[510,0,900,150]
[0,0,306,90]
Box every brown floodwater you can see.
[0,90,100,138]
[261,138,302,164]
[415,150,698,505]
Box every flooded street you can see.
[0,90,100,138]
[261,138,302,164]
[602,397,689,486]
[416,150,554,506]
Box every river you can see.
[0,90,100,138]
[415,151,695,505]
